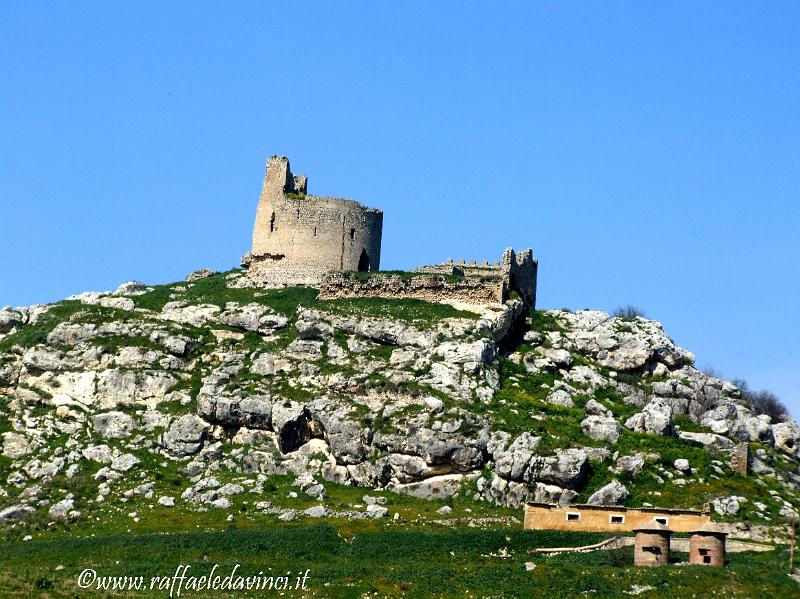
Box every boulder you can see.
[546,389,574,408]
[584,399,612,417]
[2,432,30,459]
[48,498,75,519]
[390,473,466,499]
[434,340,497,365]
[771,421,800,456]
[0,504,35,524]
[490,432,541,481]
[673,458,690,472]
[586,480,629,505]
[185,269,216,281]
[677,431,734,450]
[624,398,674,436]
[581,415,622,444]
[614,454,645,478]
[162,414,208,456]
[529,449,589,489]
[114,280,149,295]
[366,504,389,518]
[0,307,25,333]
[712,495,745,516]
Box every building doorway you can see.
[358,249,370,271]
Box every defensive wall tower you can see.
[243,156,383,286]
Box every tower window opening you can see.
[269,211,276,233]
[313,227,317,237]
[350,228,355,240]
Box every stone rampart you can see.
[319,272,504,306]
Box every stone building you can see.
[689,522,727,566]
[524,502,710,533]
[243,156,383,285]
[633,519,672,567]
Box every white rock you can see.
[581,415,622,444]
[586,480,629,505]
[546,389,574,408]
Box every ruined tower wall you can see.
[247,156,383,286]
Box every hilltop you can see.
[0,268,799,597]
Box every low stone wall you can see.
[319,272,504,306]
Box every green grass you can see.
[88,335,164,354]
[529,310,565,334]
[132,272,318,314]
[129,271,476,327]
[316,296,479,326]
[0,301,136,352]
[0,522,795,598]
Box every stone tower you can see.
[243,156,383,286]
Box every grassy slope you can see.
[2,272,799,596]
[0,514,796,598]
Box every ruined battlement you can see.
[244,156,383,286]
[320,247,538,310]
[412,248,538,309]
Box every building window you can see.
[566,513,580,522]
[655,517,668,526]
[269,211,276,233]
[610,515,624,524]
[350,228,356,240]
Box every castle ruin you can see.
[243,155,537,309]
[242,156,383,286]
[319,248,538,309]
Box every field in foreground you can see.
[0,518,797,599]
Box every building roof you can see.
[633,518,672,533]
[690,522,728,536]
[525,501,709,516]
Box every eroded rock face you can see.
[93,411,136,439]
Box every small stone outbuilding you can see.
[689,522,727,566]
[633,519,672,567]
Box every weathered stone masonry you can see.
[320,248,538,310]
[242,156,383,286]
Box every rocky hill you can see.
[1,269,798,542]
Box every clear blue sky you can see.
[1,3,798,415]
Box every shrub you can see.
[733,378,788,423]
[612,304,645,319]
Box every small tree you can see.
[612,305,646,319]
[733,378,788,423]
[749,390,789,423]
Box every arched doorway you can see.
[358,249,370,271]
